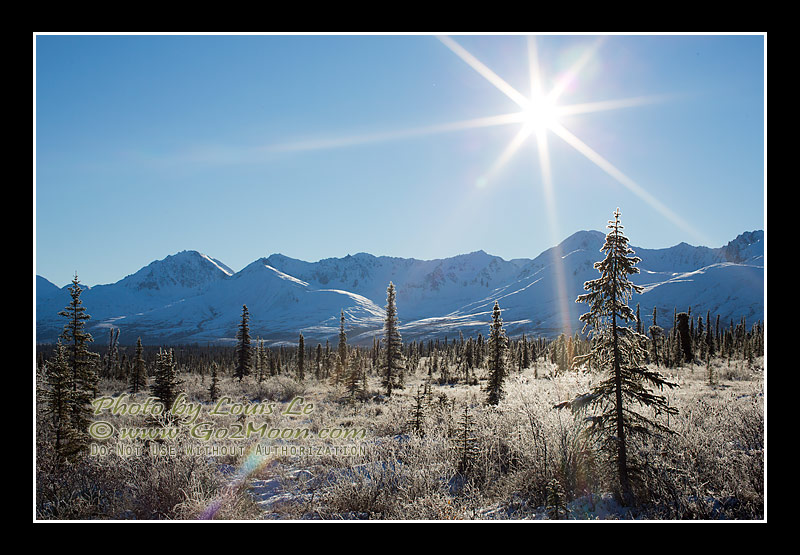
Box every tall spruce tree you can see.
[561,209,677,505]
[58,273,99,451]
[234,305,252,381]
[315,343,323,380]
[335,310,347,385]
[675,312,693,363]
[297,332,305,381]
[381,282,404,396]
[129,337,147,394]
[43,340,82,460]
[485,301,508,406]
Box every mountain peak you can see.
[120,250,232,292]
[720,230,763,263]
[557,230,605,252]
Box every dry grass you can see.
[35,356,764,520]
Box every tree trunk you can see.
[611,228,632,506]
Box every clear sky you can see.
[35,33,765,287]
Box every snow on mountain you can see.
[264,249,523,321]
[35,231,765,345]
[118,250,233,292]
[36,250,234,342]
[422,230,765,340]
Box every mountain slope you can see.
[35,231,764,345]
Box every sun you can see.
[520,93,560,133]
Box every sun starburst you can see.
[437,35,700,239]
[435,34,708,336]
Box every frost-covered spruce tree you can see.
[129,337,147,394]
[58,273,99,450]
[208,362,220,402]
[561,209,677,505]
[675,312,693,363]
[648,307,664,367]
[546,478,568,520]
[345,349,365,402]
[234,304,252,381]
[334,310,347,385]
[407,385,427,436]
[297,332,305,381]
[485,301,508,406]
[151,348,181,412]
[381,282,404,396]
[43,340,82,460]
[455,403,477,475]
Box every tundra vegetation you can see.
[35,217,764,520]
[36,299,764,521]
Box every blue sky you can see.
[35,33,765,287]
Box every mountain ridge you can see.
[35,230,764,345]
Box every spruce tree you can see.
[345,349,366,402]
[648,307,664,367]
[324,339,332,380]
[335,310,347,385]
[208,362,220,402]
[407,385,427,436]
[521,334,530,369]
[315,343,323,380]
[129,337,147,394]
[58,273,99,450]
[562,209,677,505]
[485,301,508,406]
[455,403,477,475]
[381,282,404,396]
[151,348,181,412]
[465,337,474,383]
[234,305,252,381]
[43,340,82,460]
[675,312,693,363]
[705,310,715,357]
[256,340,266,383]
[103,327,120,379]
[297,332,305,381]
[546,478,568,520]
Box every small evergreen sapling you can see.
[407,385,427,436]
[546,478,568,520]
[455,403,478,475]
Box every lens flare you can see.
[198,443,273,520]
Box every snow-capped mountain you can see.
[35,230,764,345]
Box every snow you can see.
[201,253,234,276]
[263,264,310,287]
[35,230,764,344]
